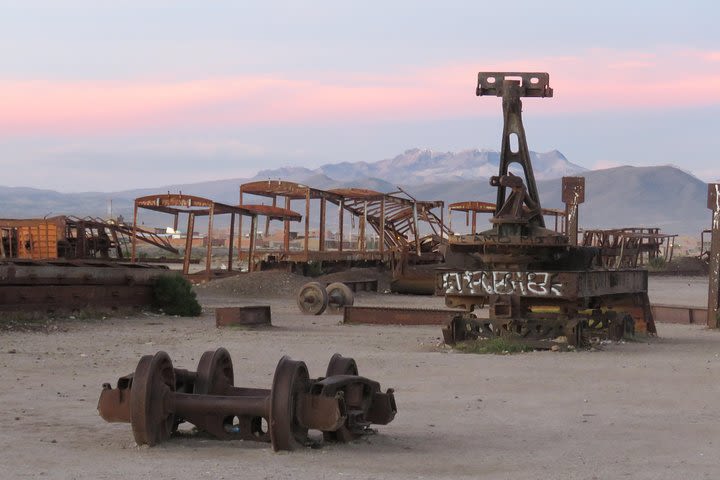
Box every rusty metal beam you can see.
[284,197,291,253]
[228,213,235,272]
[562,176,585,246]
[0,284,154,311]
[319,198,326,251]
[205,204,215,275]
[304,190,310,255]
[183,212,195,275]
[249,214,257,273]
[215,306,271,327]
[338,199,344,252]
[380,197,385,254]
[131,203,138,262]
[651,304,707,325]
[708,183,720,328]
[0,260,169,312]
[343,305,456,325]
[477,72,552,228]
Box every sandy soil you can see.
[1,277,719,480]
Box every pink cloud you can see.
[2,47,720,135]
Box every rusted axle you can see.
[97,349,396,451]
[297,281,355,315]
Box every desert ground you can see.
[0,273,718,480]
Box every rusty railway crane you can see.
[440,72,655,346]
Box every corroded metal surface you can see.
[448,200,566,235]
[581,228,677,267]
[215,306,271,327]
[132,192,301,279]
[239,180,448,273]
[97,349,397,452]
[651,304,708,325]
[325,282,355,314]
[708,183,720,327]
[0,216,179,260]
[441,71,657,345]
[0,259,167,312]
[343,305,457,325]
[296,281,328,315]
[297,281,355,315]
[439,269,647,301]
[562,176,585,245]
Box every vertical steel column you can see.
[360,201,367,251]
[380,197,386,254]
[439,203,444,242]
[265,197,276,237]
[248,215,257,273]
[338,199,344,252]
[131,202,139,262]
[237,212,244,264]
[319,198,326,252]
[227,213,235,272]
[562,176,585,246]
[78,220,87,258]
[413,203,420,256]
[183,213,195,275]
[304,191,310,256]
[707,183,720,328]
[284,197,291,253]
[205,205,215,276]
[238,186,244,264]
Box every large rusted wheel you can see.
[297,282,328,315]
[325,352,358,377]
[324,353,360,443]
[325,282,354,314]
[194,347,234,395]
[269,356,310,451]
[130,351,176,446]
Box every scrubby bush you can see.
[152,275,202,316]
[454,337,533,354]
[648,257,667,270]
[304,261,324,277]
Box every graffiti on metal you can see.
[442,270,564,297]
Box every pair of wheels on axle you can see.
[297,281,355,315]
[129,349,358,451]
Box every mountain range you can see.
[0,148,712,236]
[257,148,587,186]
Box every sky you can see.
[1,0,719,192]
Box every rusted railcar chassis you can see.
[98,348,397,451]
[440,72,655,347]
[439,268,653,345]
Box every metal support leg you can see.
[708,184,720,328]
[562,176,585,246]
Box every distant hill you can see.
[0,148,711,235]
[258,148,586,185]
[406,165,710,234]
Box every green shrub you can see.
[152,275,202,316]
[454,337,532,354]
[304,261,324,277]
[647,257,667,270]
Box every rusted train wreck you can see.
[238,181,449,273]
[440,72,657,346]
